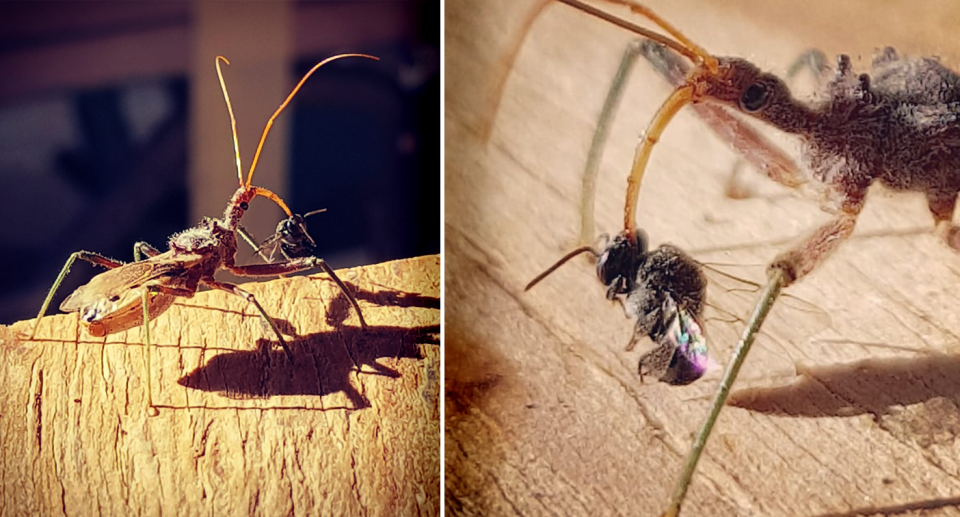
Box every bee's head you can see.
[596,230,648,297]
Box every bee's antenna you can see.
[525,246,600,291]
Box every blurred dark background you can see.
[0,1,439,325]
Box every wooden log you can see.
[446,1,960,516]
[1,255,440,516]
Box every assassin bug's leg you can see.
[663,210,857,516]
[313,260,368,330]
[662,269,784,517]
[133,241,163,261]
[229,258,368,329]
[29,251,125,340]
[927,192,960,251]
[201,278,294,361]
[236,226,273,263]
[141,288,159,417]
[580,40,643,245]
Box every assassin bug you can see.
[27,53,377,416]
[497,0,960,515]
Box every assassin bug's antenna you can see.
[482,0,708,143]
[245,53,379,190]
[216,53,380,214]
[215,56,245,188]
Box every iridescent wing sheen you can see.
[639,300,711,385]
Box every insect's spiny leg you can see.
[928,193,960,250]
[202,278,294,361]
[661,269,785,517]
[245,295,294,361]
[142,289,159,417]
[29,251,124,340]
[133,241,162,262]
[229,258,367,329]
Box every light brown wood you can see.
[1,255,440,516]
[446,1,960,516]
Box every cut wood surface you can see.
[446,1,960,516]
[1,254,440,517]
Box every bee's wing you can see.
[697,261,831,385]
[639,304,713,386]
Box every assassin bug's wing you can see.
[59,252,206,338]
[61,260,167,313]
[60,253,202,313]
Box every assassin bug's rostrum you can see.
[26,53,377,416]
[492,0,960,515]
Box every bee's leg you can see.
[229,259,367,329]
[200,278,294,361]
[133,242,162,261]
[29,251,125,340]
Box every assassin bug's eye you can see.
[240,202,249,210]
[740,82,769,112]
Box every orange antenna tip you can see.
[244,53,379,188]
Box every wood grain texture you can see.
[1,254,440,517]
[446,1,960,516]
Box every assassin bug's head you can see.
[214,54,379,228]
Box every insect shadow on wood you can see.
[175,321,439,410]
[25,53,378,417]
[497,0,960,515]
